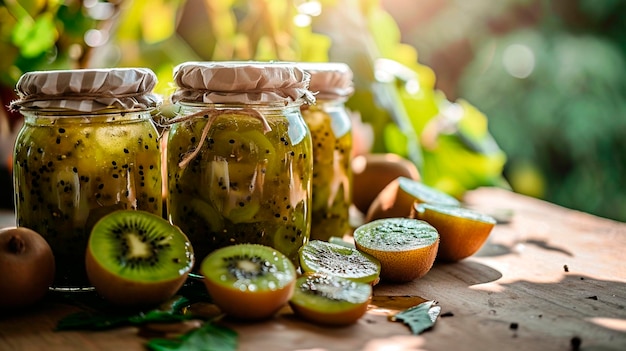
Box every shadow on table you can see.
[474,236,574,258]
[433,260,503,285]
[495,274,626,349]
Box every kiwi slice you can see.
[205,160,263,224]
[200,244,296,320]
[211,130,277,171]
[353,218,439,283]
[289,272,372,326]
[85,210,194,306]
[299,240,381,285]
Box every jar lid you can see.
[299,62,354,100]
[10,68,161,112]
[171,61,315,105]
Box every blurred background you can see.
[1,0,624,222]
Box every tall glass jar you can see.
[299,63,354,241]
[166,61,315,266]
[10,68,163,290]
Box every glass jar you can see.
[166,61,315,266]
[11,68,163,290]
[299,63,354,241]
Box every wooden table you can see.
[1,187,625,351]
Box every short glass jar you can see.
[11,68,163,290]
[299,63,354,241]
[165,61,315,266]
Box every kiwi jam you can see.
[302,101,352,241]
[11,68,162,290]
[167,61,316,267]
[300,63,354,241]
[167,105,312,265]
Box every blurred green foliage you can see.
[458,0,626,221]
[0,0,507,209]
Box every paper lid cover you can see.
[11,68,161,112]
[299,62,354,100]
[171,61,315,105]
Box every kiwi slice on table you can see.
[200,244,297,320]
[299,240,381,285]
[85,210,194,307]
[366,176,460,222]
[289,272,372,326]
[353,217,439,283]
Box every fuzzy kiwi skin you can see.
[86,249,192,307]
[290,297,370,326]
[203,277,295,320]
[0,227,55,310]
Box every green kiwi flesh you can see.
[87,210,194,282]
[299,240,381,285]
[398,177,461,207]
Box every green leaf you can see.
[383,123,408,156]
[55,295,193,331]
[389,300,441,335]
[146,322,238,351]
[11,13,57,58]
[55,306,192,331]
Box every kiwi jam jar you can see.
[11,68,163,290]
[166,61,315,266]
[300,63,354,241]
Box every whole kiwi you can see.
[85,210,194,307]
[0,227,55,310]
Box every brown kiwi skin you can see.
[86,249,191,307]
[290,295,371,326]
[0,227,55,310]
[352,153,420,215]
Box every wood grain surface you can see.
[1,187,625,351]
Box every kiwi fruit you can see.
[85,210,194,307]
[200,243,296,320]
[289,272,372,326]
[299,240,381,285]
[352,153,421,214]
[366,176,460,222]
[353,218,439,283]
[0,227,55,309]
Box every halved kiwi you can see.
[366,176,460,222]
[85,210,194,306]
[299,240,381,285]
[200,244,296,320]
[289,272,372,326]
[413,203,496,262]
[353,217,439,283]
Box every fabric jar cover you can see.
[10,67,161,113]
[171,61,316,105]
[298,62,354,101]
